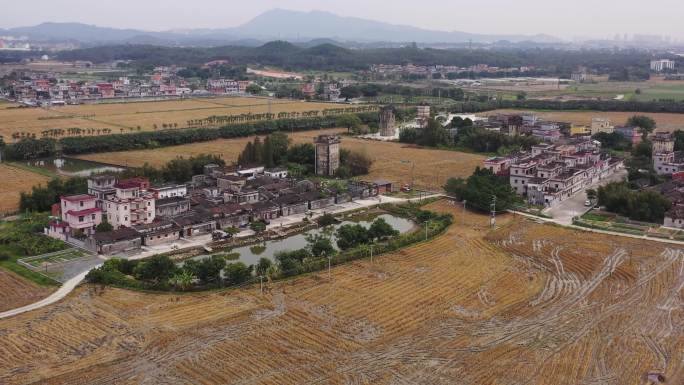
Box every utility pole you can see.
[370,244,374,263]
[328,255,332,280]
[463,199,467,225]
[490,195,497,228]
[425,220,429,240]
[259,275,264,295]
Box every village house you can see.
[652,133,684,175]
[248,201,281,222]
[614,126,642,145]
[264,167,289,179]
[208,204,251,229]
[503,139,622,207]
[303,191,336,211]
[148,183,188,199]
[224,188,260,204]
[45,194,102,241]
[173,213,217,237]
[276,194,309,217]
[85,227,142,255]
[134,220,181,246]
[87,175,117,209]
[104,181,156,229]
[155,196,191,218]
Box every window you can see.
[80,201,84,207]
[91,214,95,220]
[78,216,84,222]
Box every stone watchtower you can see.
[314,135,341,176]
[379,105,397,137]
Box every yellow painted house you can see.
[570,125,590,136]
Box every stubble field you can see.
[1,200,682,384]
[0,270,54,313]
[0,97,335,140]
[0,164,51,214]
[77,128,486,191]
[485,109,684,132]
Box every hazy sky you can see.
[2,0,684,40]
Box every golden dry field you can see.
[78,129,486,190]
[0,270,54,313]
[1,200,682,384]
[0,164,51,214]
[485,109,684,132]
[0,97,335,140]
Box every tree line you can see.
[2,112,379,161]
[55,42,659,75]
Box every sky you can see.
[2,0,684,40]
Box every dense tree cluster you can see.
[338,149,373,178]
[20,177,88,212]
[86,254,255,290]
[335,218,399,250]
[237,132,290,167]
[444,167,521,212]
[597,182,671,223]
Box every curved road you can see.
[0,268,97,319]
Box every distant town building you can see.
[314,135,341,176]
[379,105,397,137]
[590,118,614,135]
[571,71,587,83]
[650,59,676,72]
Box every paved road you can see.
[0,193,440,320]
[546,169,628,225]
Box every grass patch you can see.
[582,212,612,222]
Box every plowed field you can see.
[0,201,682,384]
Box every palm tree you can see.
[169,270,195,291]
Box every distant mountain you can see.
[1,9,561,46]
[224,9,561,44]
[4,22,157,42]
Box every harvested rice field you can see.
[0,269,54,313]
[484,109,684,132]
[0,96,335,140]
[0,163,51,214]
[78,129,486,191]
[1,200,682,384]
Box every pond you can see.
[21,157,126,177]
[189,214,416,266]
